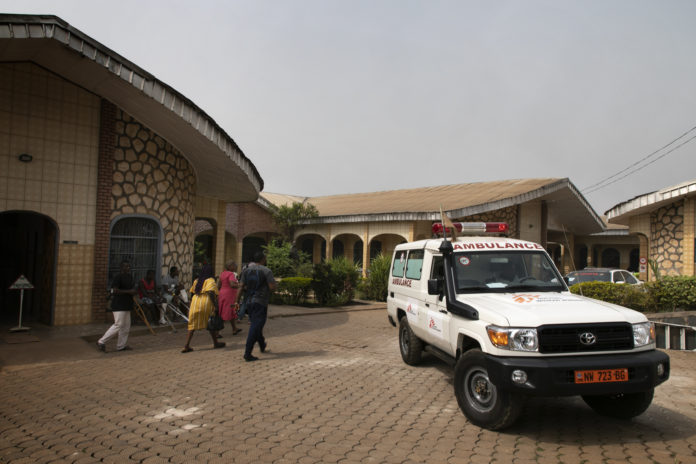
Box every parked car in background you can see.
[566,268,642,286]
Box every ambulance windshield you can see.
[453,251,565,293]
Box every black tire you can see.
[398,317,423,365]
[454,349,525,430]
[582,389,654,419]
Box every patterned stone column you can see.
[650,202,683,276]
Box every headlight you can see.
[633,321,655,347]
[487,326,538,352]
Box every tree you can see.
[270,201,319,243]
[264,240,311,278]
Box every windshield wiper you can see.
[458,286,490,293]
[505,284,563,292]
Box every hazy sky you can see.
[3,0,695,214]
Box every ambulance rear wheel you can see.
[582,389,654,419]
[454,349,524,430]
[399,317,423,365]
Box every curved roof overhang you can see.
[0,14,263,202]
[606,179,696,226]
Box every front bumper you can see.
[485,350,670,396]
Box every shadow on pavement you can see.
[508,396,696,443]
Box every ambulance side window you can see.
[431,256,444,280]
[405,250,424,280]
[392,251,407,277]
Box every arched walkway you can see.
[601,248,621,268]
[370,234,407,262]
[297,233,327,264]
[0,211,58,325]
[332,233,363,264]
[194,218,216,277]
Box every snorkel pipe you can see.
[438,239,479,320]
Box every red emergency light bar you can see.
[432,222,509,236]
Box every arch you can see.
[353,241,364,267]
[628,248,640,272]
[575,245,588,270]
[370,233,407,262]
[601,248,620,268]
[332,240,345,259]
[0,211,58,325]
[331,233,362,263]
[109,215,163,284]
[194,217,216,275]
[297,233,327,264]
[242,235,267,265]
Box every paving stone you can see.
[0,311,695,463]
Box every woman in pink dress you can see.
[218,260,242,335]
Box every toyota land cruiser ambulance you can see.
[386,222,670,430]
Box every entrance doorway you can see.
[0,211,58,325]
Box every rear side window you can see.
[405,250,424,280]
[392,250,407,277]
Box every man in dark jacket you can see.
[97,261,137,352]
[235,251,276,361]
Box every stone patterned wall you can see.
[460,206,519,238]
[112,111,197,282]
[651,202,683,276]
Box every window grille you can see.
[108,217,161,285]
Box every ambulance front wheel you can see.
[454,349,524,430]
[399,317,423,365]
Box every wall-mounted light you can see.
[18,153,33,163]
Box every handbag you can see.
[206,292,223,331]
[207,311,224,331]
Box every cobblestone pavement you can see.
[1,309,695,463]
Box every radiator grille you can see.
[538,323,633,353]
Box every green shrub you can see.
[311,257,361,306]
[646,276,696,311]
[570,276,696,312]
[569,282,649,312]
[276,277,312,305]
[359,254,391,301]
[264,240,310,278]
[295,262,314,278]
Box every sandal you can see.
[181,347,193,353]
[232,329,242,335]
[214,342,226,349]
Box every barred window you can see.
[108,216,161,284]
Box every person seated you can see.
[138,269,161,323]
[160,266,186,323]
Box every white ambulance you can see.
[386,222,670,430]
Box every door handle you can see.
[439,309,447,314]
[425,303,430,307]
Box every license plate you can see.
[574,368,629,384]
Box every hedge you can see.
[569,276,696,312]
[274,277,312,305]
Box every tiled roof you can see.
[261,178,605,234]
